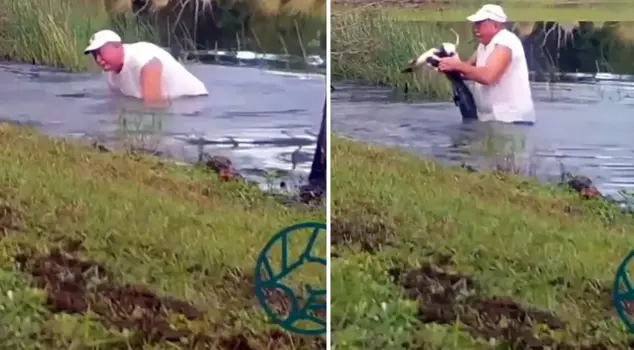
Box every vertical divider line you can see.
[325,0,332,346]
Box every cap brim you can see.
[467,14,487,22]
[83,42,104,55]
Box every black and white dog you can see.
[401,33,478,121]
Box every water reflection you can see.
[0,53,325,190]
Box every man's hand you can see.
[140,58,169,108]
[438,55,465,72]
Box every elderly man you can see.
[84,29,208,107]
[438,4,535,124]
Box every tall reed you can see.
[0,0,159,71]
[332,10,474,99]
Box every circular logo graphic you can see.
[613,249,634,332]
[254,222,326,336]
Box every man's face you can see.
[92,43,123,72]
[473,20,498,44]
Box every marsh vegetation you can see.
[0,0,326,71]
[332,12,634,97]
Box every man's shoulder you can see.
[493,29,522,46]
[124,41,165,53]
[124,41,174,67]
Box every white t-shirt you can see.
[471,29,535,123]
[107,42,208,99]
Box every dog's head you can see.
[401,29,460,73]
[401,43,457,73]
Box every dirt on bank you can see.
[16,248,326,349]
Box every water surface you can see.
[0,55,326,189]
[332,77,634,201]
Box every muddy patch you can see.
[208,265,327,328]
[331,217,395,254]
[390,264,624,349]
[17,250,326,349]
[0,202,23,236]
[16,249,202,343]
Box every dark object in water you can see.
[306,99,327,192]
[402,44,478,121]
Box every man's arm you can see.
[459,45,511,86]
[139,57,167,106]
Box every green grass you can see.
[0,124,325,349]
[331,137,634,349]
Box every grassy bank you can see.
[333,13,634,96]
[0,0,325,71]
[331,136,634,349]
[0,124,325,349]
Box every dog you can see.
[402,30,478,121]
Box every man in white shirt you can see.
[84,30,208,107]
[438,4,535,124]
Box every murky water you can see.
[0,53,326,189]
[332,76,634,201]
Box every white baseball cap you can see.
[84,30,122,54]
[467,4,507,23]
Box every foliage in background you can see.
[331,11,473,99]
[0,0,326,71]
[332,10,634,97]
